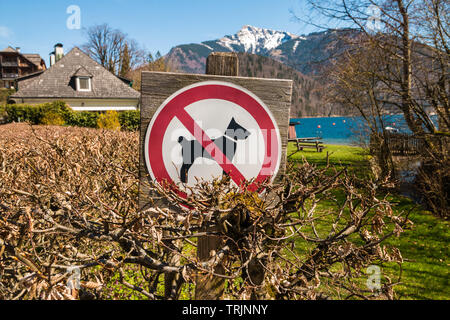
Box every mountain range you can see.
[165,26,360,117]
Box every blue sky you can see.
[0,0,321,65]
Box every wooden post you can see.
[205,52,239,77]
[194,227,226,300]
[194,52,239,300]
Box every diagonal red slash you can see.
[145,84,279,194]
[176,108,247,187]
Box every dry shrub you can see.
[416,158,450,218]
[0,123,410,300]
[0,123,137,299]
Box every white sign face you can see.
[144,81,282,193]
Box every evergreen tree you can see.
[120,44,131,77]
[146,53,154,65]
[108,57,115,74]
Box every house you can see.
[10,45,140,111]
[0,46,46,89]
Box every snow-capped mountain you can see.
[166,25,356,75]
[215,25,301,55]
[165,26,359,116]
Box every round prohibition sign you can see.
[144,81,281,194]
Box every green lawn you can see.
[288,142,450,300]
[288,143,369,167]
[382,195,449,300]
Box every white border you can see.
[144,80,282,185]
[70,106,137,111]
[76,77,92,92]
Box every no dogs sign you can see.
[139,72,292,208]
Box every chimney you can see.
[49,52,56,67]
[15,47,20,53]
[54,43,64,63]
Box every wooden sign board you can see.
[139,71,292,210]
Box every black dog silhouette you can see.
[178,118,251,183]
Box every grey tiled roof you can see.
[12,47,140,100]
[73,66,93,77]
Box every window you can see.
[76,77,91,91]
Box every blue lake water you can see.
[290,115,438,145]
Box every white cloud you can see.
[0,26,12,38]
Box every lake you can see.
[290,115,439,145]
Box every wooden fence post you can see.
[206,52,239,77]
[194,52,239,300]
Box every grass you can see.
[383,196,449,300]
[287,142,449,300]
[288,143,369,167]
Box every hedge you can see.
[0,101,140,131]
[97,111,121,131]
[118,110,140,131]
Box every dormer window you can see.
[72,66,93,92]
[76,76,91,91]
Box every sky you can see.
[0,0,323,65]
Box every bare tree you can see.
[82,24,146,76]
[329,37,397,180]
[297,0,449,216]
[127,52,172,91]
[299,0,448,136]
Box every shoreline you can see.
[293,115,351,119]
[292,114,411,119]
